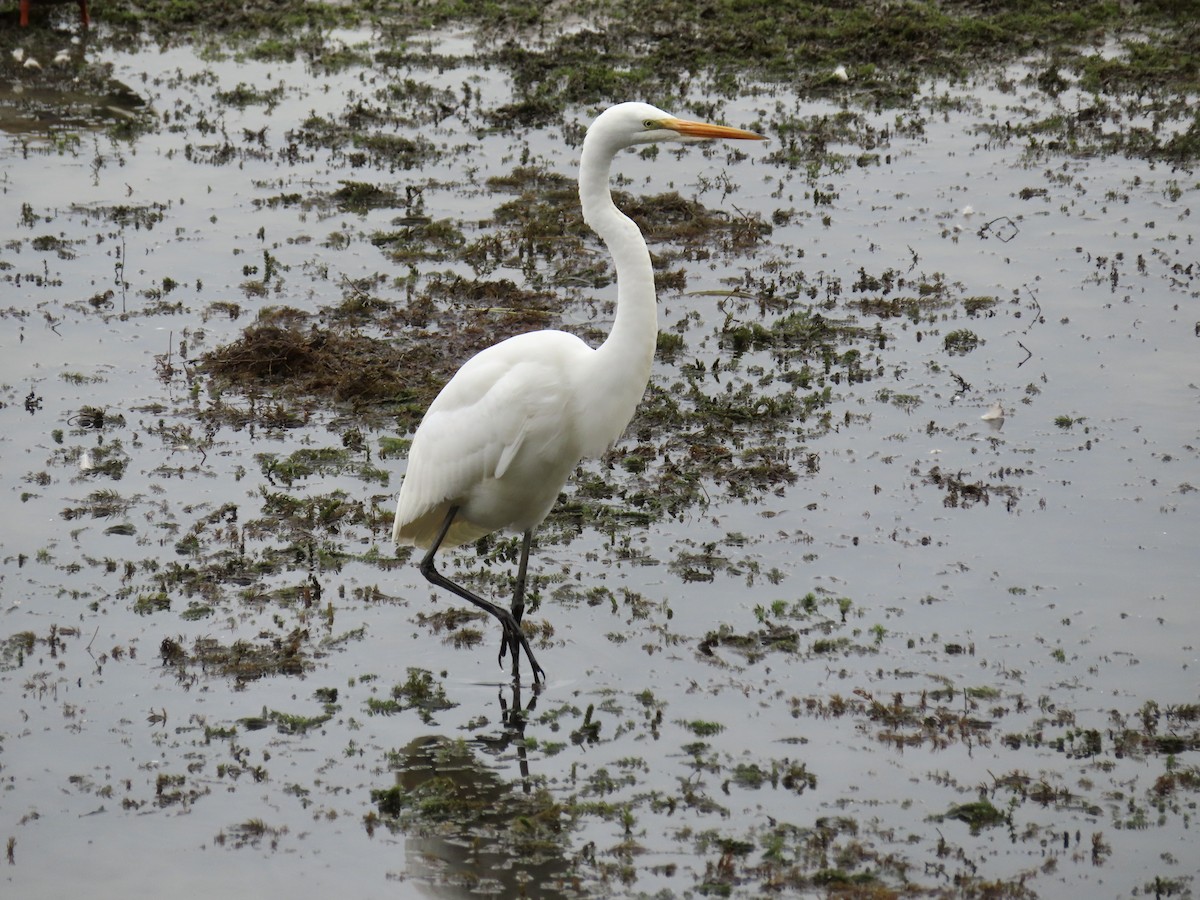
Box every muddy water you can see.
[2,24,1198,900]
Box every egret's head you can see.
[588,102,765,151]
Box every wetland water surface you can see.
[1,9,1198,900]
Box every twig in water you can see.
[1022,285,1043,334]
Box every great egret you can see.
[393,102,765,683]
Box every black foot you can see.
[497,612,545,684]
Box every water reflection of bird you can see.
[981,401,1006,431]
[379,732,568,898]
[393,102,764,683]
[18,0,90,28]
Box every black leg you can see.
[506,530,534,679]
[418,508,545,684]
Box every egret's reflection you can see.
[371,683,579,898]
[981,402,1006,432]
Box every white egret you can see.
[392,102,764,683]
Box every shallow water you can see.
[2,22,1198,900]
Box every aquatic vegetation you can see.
[366,668,457,723]
[1,2,1197,897]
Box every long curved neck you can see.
[578,136,657,388]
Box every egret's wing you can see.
[392,333,583,547]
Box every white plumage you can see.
[395,331,593,549]
[392,102,764,682]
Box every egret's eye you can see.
[643,119,657,129]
